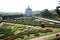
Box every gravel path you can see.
[29,32,60,40]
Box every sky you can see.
[0,0,59,12]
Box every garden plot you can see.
[0,22,60,40]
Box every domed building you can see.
[25,6,32,16]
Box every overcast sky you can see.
[0,0,59,12]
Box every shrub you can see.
[34,33,40,36]
[38,29,42,32]
[38,30,47,33]
[0,34,12,39]
[46,29,53,32]
[27,34,30,37]
[5,35,16,40]
[17,33,24,39]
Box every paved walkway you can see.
[29,32,60,40]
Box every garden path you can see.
[29,32,60,40]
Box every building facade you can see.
[25,6,32,16]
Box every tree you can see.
[56,6,60,17]
[41,9,53,19]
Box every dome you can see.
[25,6,32,16]
[26,6,32,11]
[25,6,32,13]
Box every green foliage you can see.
[41,9,54,19]
[4,17,41,26]
[56,6,60,17]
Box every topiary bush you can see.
[46,29,53,32]
[38,30,47,33]
[34,33,40,36]
[17,33,24,39]
[5,35,16,40]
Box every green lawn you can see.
[14,28,60,40]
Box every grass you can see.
[0,34,4,36]
[15,34,36,40]
[14,28,60,40]
[54,38,60,40]
[42,28,60,40]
